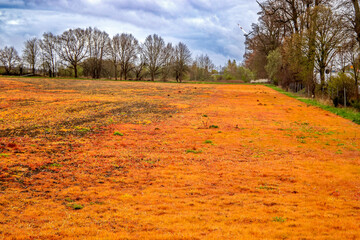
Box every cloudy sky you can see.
[0,0,259,66]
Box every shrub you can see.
[328,73,356,106]
[350,100,360,111]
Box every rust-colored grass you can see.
[0,77,359,239]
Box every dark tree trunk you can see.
[352,0,360,100]
[352,0,360,43]
[74,64,78,78]
[151,72,155,81]
[114,63,118,80]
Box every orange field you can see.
[0,77,359,239]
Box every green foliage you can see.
[185,149,202,154]
[114,131,124,136]
[258,184,277,190]
[265,48,282,85]
[67,203,84,210]
[74,126,90,132]
[223,59,255,82]
[50,163,63,167]
[209,125,219,129]
[328,73,356,106]
[204,140,213,144]
[350,100,360,111]
[273,217,287,223]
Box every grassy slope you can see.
[266,84,360,124]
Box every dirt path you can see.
[0,80,359,239]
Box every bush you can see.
[333,96,339,107]
[328,73,355,107]
[351,100,360,111]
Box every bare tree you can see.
[257,0,306,35]
[57,28,87,78]
[192,54,214,81]
[39,32,58,77]
[0,46,21,74]
[312,6,345,87]
[340,0,360,45]
[161,43,174,81]
[133,45,147,81]
[245,7,284,79]
[115,33,139,80]
[338,39,360,99]
[338,0,360,99]
[143,34,166,81]
[108,35,120,80]
[174,42,192,83]
[85,27,109,79]
[23,38,39,75]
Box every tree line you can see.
[246,0,360,106]
[0,27,222,82]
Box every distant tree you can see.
[116,33,139,80]
[0,46,21,75]
[174,42,192,83]
[192,54,214,81]
[343,39,360,100]
[23,38,39,75]
[85,27,109,79]
[161,43,174,81]
[223,59,255,82]
[108,35,120,80]
[39,32,58,77]
[265,48,282,84]
[338,0,360,99]
[244,13,283,78]
[352,0,360,45]
[133,45,147,81]
[311,6,345,88]
[143,34,166,81]
[57,28,87,78]
[340,0,360,45]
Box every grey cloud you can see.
[0,0,259,65]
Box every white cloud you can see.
[0,0,259,65]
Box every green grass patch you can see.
[50,163,63,167]
[266,85,360,124]
[273,216,287,222]
[67,203,84,210]
[74,126,90,132]
[258,184,277,190]
[0,153,9,157]
[185,149,202,154]
[65,198,74,202]
[114,131,124,136]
